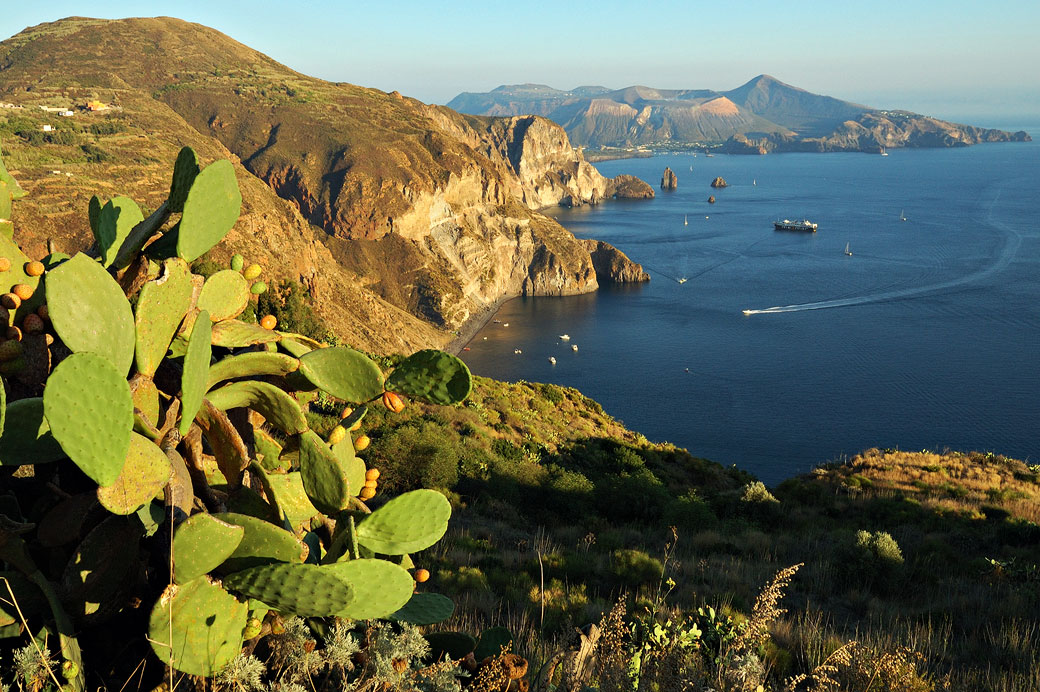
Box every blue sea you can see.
[461,126,1040,484]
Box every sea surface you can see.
[460,126,1040,484]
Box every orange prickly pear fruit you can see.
[328,425,347,445]
[6,326,21,341]
[22,313,44,333]
[24,261,45,277]
[1,293,20,310]
[359,486,376,500]
[0,258,10,272]
[365,468,379,481]
[414,568,430,583]
[12,284,33,301]
[260,314,277,330]
[354,434,370,451]
[36,304,49,321]
[363,479,377,489]
[382,391,405,413]
[340,406,353,419]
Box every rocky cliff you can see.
[0,17,653,349]
[580,239,650,283]
[661,168,678,190]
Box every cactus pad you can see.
[0,145,25,199]
[0,397,65,465]
[43,353,133,486]
[474,627,513,660]
[222,563,356,617]
[148,577,247,677]
[62,516,140,618]
[213,512,305,574]
[46,253,136,374]
[206,352,300,391]
[179,309,212,436]
[253,427,286,472]
[299,430,348,515]
[0,233,42,322]
[197,270,250,322]
[426,632,478,661]
[326,558,415,620]
[386,349,472,405]
[263,472,320,530]
[173,514,245,584]
[97,432,172,515]
[211,319,282,348]
[334,438,366,497]
[298,346,385,404]
[206,380,308,434]
[356,489,451,555]
[175,159,242,262]
[168,146,201,213]
[96,197,144,268]
[134,258,193,377]
[391,592,455,625]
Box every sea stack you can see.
[708,195,716,204]
[710,176,728,188]
[661,167,678,190]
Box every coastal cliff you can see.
[580,239,650,283]
[0,17,654,349]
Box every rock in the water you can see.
[611,174,655,199]
[710,177,727,188]
[707,195,715,204]
[579,239,650,283]
[661,167,678,190]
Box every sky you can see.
[2,1,1038,124]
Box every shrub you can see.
[741,481,779,504]
[856,530,904,564]
[611,548,664,588]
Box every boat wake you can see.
[743,191,1021,316]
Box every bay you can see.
[461,130,1040,484]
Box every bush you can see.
[856,530,904,564]
[80,142,113,162]
[365,423,460,492]
[741,481,779,504]
[611,548,664,588]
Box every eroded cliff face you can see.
[580,239,650,283]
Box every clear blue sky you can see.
[2,1,1038,123]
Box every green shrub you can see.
[856,530,904,564]
[741,481,779,504]
[611,548,664,588]
[665,490,717,530]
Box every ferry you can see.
[774,219,818,232]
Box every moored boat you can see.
[774,219,818,232]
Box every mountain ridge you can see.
[448,75,1031,152]
[0,16,652,352]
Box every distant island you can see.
[448,76,1031,154]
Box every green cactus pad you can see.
[62,516,141,617]
[426,632,478,661]
[168,146,201,214]
[213,512,305,574]
[130,376,161,427]
[386,349,472,405]
[222,563,356,617]
[176,159,242,262]
[206,351,300,391]
[0,181,11,221]
[173,514,245,584]
[198,270,250,321]
[148,577,247,677]
[97,433,172,515]
[87,194,102,235]
[206,380,308,434]
[298,346,385,404]
[179,309,212,436]
[391,592,455,625]
[356,489,451,555]
[264,472,320,530]
[97,197,144,268]
[254,427,286,472]
[134,257,193,377]
[211,319,282,348]
[334,439,366,498]
[474,627,513,660]
[0,397,65,465]
[45,253,136,374]
[299,430,348,515]
[43,353,133,486]
[326,558,415,620]
[0,144,25,199]
[277,337,313,358]
[0,233,42,321]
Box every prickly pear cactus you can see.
[0,145,469,685]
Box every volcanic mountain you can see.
[448,76,1030,152]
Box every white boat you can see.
[742,309,752,315]
[549,357,556,365]
[880,147,889,156]
[900,209,907,222]
[844,242,853,256]
[559,334,570,340]
[774,219,818,232]
[753,179,756,186]
[503,323,509,327]
[513,349,522,354]
[677,277,688,284]
[571,344,578,352]
[684,215,688,226]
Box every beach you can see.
[445,297,510,355]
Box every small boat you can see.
[753,179,757,186]
[503,323,509,327]
[559,334,570,340]
[844,242,853,257]
[549,357,556,365]
[684,215,688,226]
[462,347,470,351]
[880,147,888,157]
[742,309,753,315]
[571,344,578,352]
[774,219,818,232]
[705,153,714,158]
[492,319,501,323]
[513,349,522,354]
[900,209,907,222]
[677,277,688,284]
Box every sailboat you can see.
[684,215,688,226]
[900,209,907,222]
[753,179,756,186]
[880,147,889,157]
[844,242,853,257]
